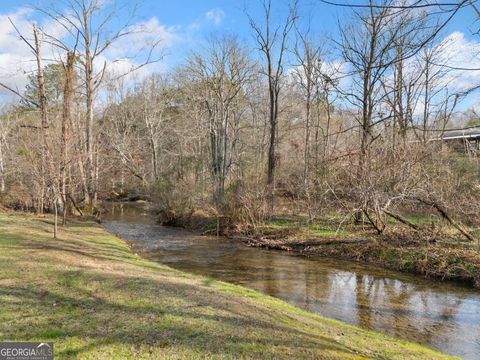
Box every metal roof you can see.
[432,127,480,141]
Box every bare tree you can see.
[139,75,175,183]
[247,0,298,213]
[338,0,428,227]
[41,0,162,207]
[60,51,76,224]
[103,80,149,188]
[182,35,253,206]
[0,109,14,194]
[292,28,324,187]
[342,2,400,159]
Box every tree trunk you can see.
[0,140,5,193]
[61,51,75,224]
[84,4,94,206]
[303,89,311,186]
[267,87,277,213]
[54,197,58,239]
[423,56,430,144]
[85,58,94,206]
[34,26,48,215]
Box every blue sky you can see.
[1,1,478,62]
[1,1,480,109]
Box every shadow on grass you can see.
[0,268,361,359]
[0,215,442,358]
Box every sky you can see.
[1,0,480,109]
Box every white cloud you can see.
[0,8,35,58]
[205,8,225,26]
[0,9,72,98]
[404,32,480,114]
[99,17,180,88]
[436,32,480,91]
[105,17,179,59]
[350,31,480,115]
[0,8,38,94]
[0,6,179,101]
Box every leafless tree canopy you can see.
[0,0,479,243]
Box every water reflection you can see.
[102,202,480,359]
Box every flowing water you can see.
[101,202,480,359]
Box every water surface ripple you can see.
[102,202,480,359]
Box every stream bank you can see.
[155,206,480,289]
[235,233,480,289]
[102,201,480,359]
[0,212,455,359]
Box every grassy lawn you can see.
[0,213,456,359]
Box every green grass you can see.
[404,215,438,225]
[0,213,456,359]
[261,216,299,229]
[306,224,352,238]
[258,216,353,238]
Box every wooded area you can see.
[0,0,479,245]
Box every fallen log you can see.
[232,236,369,251]
[288,239,369,247]
[415,197,476,242]
[384,210,420,231]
